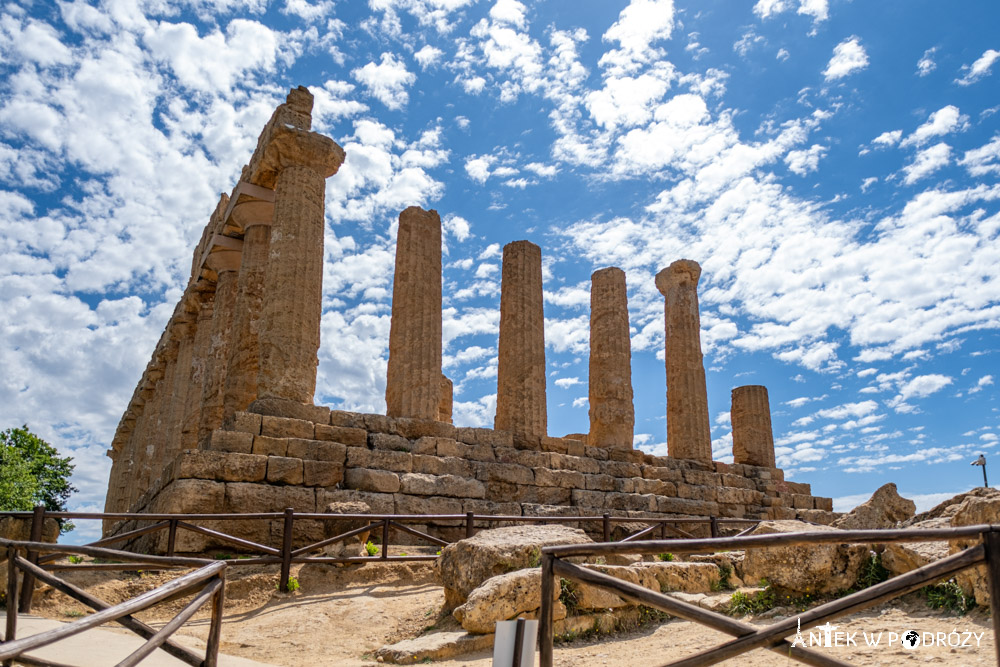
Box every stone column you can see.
[255,132,345,406]
[731,385,776,467]
[385,206,443,420]
[438,374,453,424]
[655,259,712,462]
[181,291,215,451]
[197,250,241,445]
[223,213,272,419]
[495,240,547,442]
[588,267,634,449]
[162,316,195,460]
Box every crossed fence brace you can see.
[538,524,1000,667]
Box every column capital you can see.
[655,259,701,295]
[204,249,242,274]
[250,125,346,189]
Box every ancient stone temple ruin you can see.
[104,87,833,550]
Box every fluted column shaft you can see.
[655,259,712,462]
[438,375,453,423]
[162,318,195,462]
[181,292,215,450]
[198,253,241,444]
[732,385,776,467]
[588,267,634,449]
[385,206,443,420]
[495,240,547,441]
[223,221,271,418]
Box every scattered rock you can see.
[436,525,592,608]
[832,483,915,530]
[321,501,372,559]
[882,518,950,576]
[636,561,721,593]
[375,631,494,664]
[452,568,564,634]
[906,487,1000,526]
[741,520,868,594]
[949,495,1000,605]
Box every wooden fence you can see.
[537,525,1000,667]
[0,537,225,667]
[1,506,758,604]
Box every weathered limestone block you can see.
[227,411,262,435]
[318,489,393,515]
[329,410,367,429]
[588,274,634,449]
[173,450,267,483]
[731,385,776,467]
[393,494,463,518]
[412,455,473,477]
[303,460,343,487]
[605,493,656,512]
[453,568,562,633]
[656,497,719,516]
[455,427,512,449]
[832,482,915,530]
[438,374,453,423]
[654,260,712,462]
[437,525,593,608]
[882,518,950,577]
[152,479,226,552]
[252,435,287,457]
[572,489,607,508]
[248,396,330,425]
[347,447,413,472]
[386,206,443,420]
[371,433,412,452]
[438,439,496,462]
[637,562,721,593]
[533,468,585,489]
[261,415,314,439]
[475,462,534,486]
[209,429,254,454]
[399,473,485,499]
[285,439,347,463]
[321,500,372,558]
[255,88,346,405]
[314,423,366,447]
[742,520,868,594]
[495,240,547,441]
[550,453,601,475]
[603,461,641,478]
[266,456,304,485]
[345,468,401,493]
[949,495,1000,605]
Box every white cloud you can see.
[902,142,951,185]
[554,377,581,388]
[281,0,333,22]
[414,44,444,69]
[753,0,828,22]
[956,49,1000,86]
[916,47,937,77]
[814,400,878,420]
[443,214,471,242]
[871,130,902,147]
[900,105,968,148]
[351,52,416,110]
[464,154,495,183]
[600,0,675,74]
[958,136,1000,177]
[896,373,953,401]
[823,37,869,81]
[968,374,994,394]
[785,143,826,175]
[776,48,790,62]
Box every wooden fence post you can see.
[381,519,390,560]
[710,516,719,538]
[5,546,18,658]
[279,508,294,593]
[166,519,179,557]
[204,566,226,667]
[465,512,475,539]
[982,529,1000,667]
[602,514,610,542]
[539,553,554,667]
[18,504,46,613]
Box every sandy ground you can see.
[25,559,997,666]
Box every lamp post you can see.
[971,454,988,488]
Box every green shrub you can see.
[559,578,580,615]
[729,587,776,616]
[855,552,890,590]
[278,576,300,593]
[365,540,379,557]
[923,580,974,615]
[68,555,83,564]
[711,564,733,591]
[657,553,674,561]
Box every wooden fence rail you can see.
[0,538,225,667]
[538,524,1000,667]
[1,506,760,600]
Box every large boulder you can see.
[0,515,60,585]
[321,501,372,559]
[905,487,1000,526]
[949,495,1000,605]
[452,568,565,633]
[833,483,915,530]
[882,518,950,576]
[636,561,721,593]
[741,521,868,594]
[437,525,592,608]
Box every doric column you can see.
[197,250,241,445]
[254,128,345,405]
[655,259,712,462]
[438,374,453,424]
[181,291,215,450]
[588,267,634,449]
[731,385,776,467]
[149,339,180,474]
[385,206,443,420]
[223,203,273,419]
[495,240,547,442]
[163,315,195,459]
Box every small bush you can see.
[559,578,580,615]
[855,552,890,590]
[729,587,776,616]
[68,555,83,564]
[279,576,300,593]
[923,580,974,615]
[365,540,379,557]
[657,553,674,561]
[711,564,733,591]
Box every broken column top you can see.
[655,259,701,292]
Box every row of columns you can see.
[384,223,776,466]
[104,87,345,516]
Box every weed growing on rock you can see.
[657,553,674,561]
[923,580,974,615]
[365,540,378,557]
[711,564,733,591]
[729,587,776,616]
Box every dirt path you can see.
[28,561,995,666]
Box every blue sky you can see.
[1,0,998,543]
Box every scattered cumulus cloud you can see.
[351,52,416,110]
[956,49,1000,86]
[823,37,869,81]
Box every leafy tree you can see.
[0,425,77,532]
